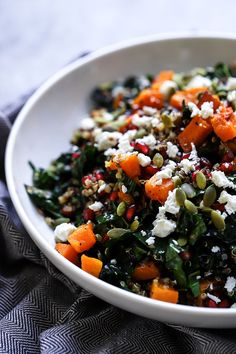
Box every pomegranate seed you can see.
[83,208,95,221]
[103,234,109,242]
[95,171,104,180]
[208,299,218,308]
[218,299,230,308]
[72,152,80,159]
[125,205,136,221]
[109,191,118,201]
[200,157,212,169]
[82,175,92,185]
[222,150,234,163]
[144,165,159,176]
[134,142,150,155]
[212,202,225,212]
[182,153,190,160]
[218,162,234,173]
[179,251,192,261]
[192,171,198,182]
[130,142,135,147]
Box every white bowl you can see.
[6,33,236,328]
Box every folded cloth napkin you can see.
[1,97,236,354]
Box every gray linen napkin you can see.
[1,98,236,354]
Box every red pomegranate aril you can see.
[179,251,192,261]
[83,208,95,221]
[181,153,190,160]
[208,299,218,308]
[72,152,80,159]
[222,150,234,163]
[200,157,212,169]
[144,165,159,176]
[126,205,136,221]
[218,299,230,308]
[109,191,118,201]
[212,202,225,212]
[191,171,198,182]
[134,142,149,155]
[95,171,104,180]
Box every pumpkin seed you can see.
[203,185,216,207]
[177,237,187,246]
[161,113,172,128]
[184,200,198,214]
[135,128,147,139]
[181,183,196,198]
[107,228,128,239]
[201,206,213,213]
[175,188,186,206]
[196,171,206,190]
[116,201,126,216]
[173,176,182,187]
[130,220,139,232]
[211,210,225,231]
[153,153,164,168]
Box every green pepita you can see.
[116,201,126,216]
[161,113,172,128]
[153,153,164,168]
[175,188,186,206]
[135,128,147,139]
[130,220,139,232]
[107,228,128,239]
[184,200,198,214]
[203,185,216,207]
[211,210,225,231]
[181,183,196,199]
[173,176,182,187]
[196,171,207,190]
[177,237,188,246]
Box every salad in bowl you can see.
[26,62,236,308]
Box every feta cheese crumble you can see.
[186,75,212,89]
[136,134,157,150]
[80,117,95,130]
[227,90,236,102]
[96,131,122,151]
[145,236,155,245]
[88,201,103,212]
[225,77,236,91]
[166,142,179,159]
[218,191,236,215]
[200,101,214,119]
[121,185,128,193]
[138,153,151,167]
[54,223,76,242]
[211,246,220,253]
[152,219,176,238]
[211,171,236,190]
[159,80,177,98]
[188,102,200,117]
[224,276,236,293]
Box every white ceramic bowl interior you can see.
[6,34,236,328]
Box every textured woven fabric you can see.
[1,101,236,354]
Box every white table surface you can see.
[1,0,236,107]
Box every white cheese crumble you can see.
[166,142,179,159]
[137,153,151,167]
[211,171,236,190]
[188,102,200,117]
[218,191,236,215]
[224,276,236,293]
[54,223,77,242]
[88,201,103,212]
[226,77,236,91]
[206,293,221,304]
[211,246,220,253]
[121,185,128,193]
[142,106,157,116]
[186,75,212,89]
[179,159,195,174]
[227,90,236,102]
[152,219,176,238]
[118,129,137,153]
[96,131,122,151]
[145,236,155,245]
[141,230,147,236]
[80,117,95,130]
[159,80,177,98]
[132,114,152,127]
[200,101,214,119]
[136,134,157,150]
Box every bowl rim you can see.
[5,32,236,319]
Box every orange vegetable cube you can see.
[120,155,141,179]
[211,107,236,142]
[55,243,78,265]
[117,191,134,204]
[170,87,207,110]
[178,115,213,152]
[145,176,174,204]
[133,89,164,109]
[150,280,179,304]
[68,223,96,253]
[81,254,103,278]
[132,261,160,281]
